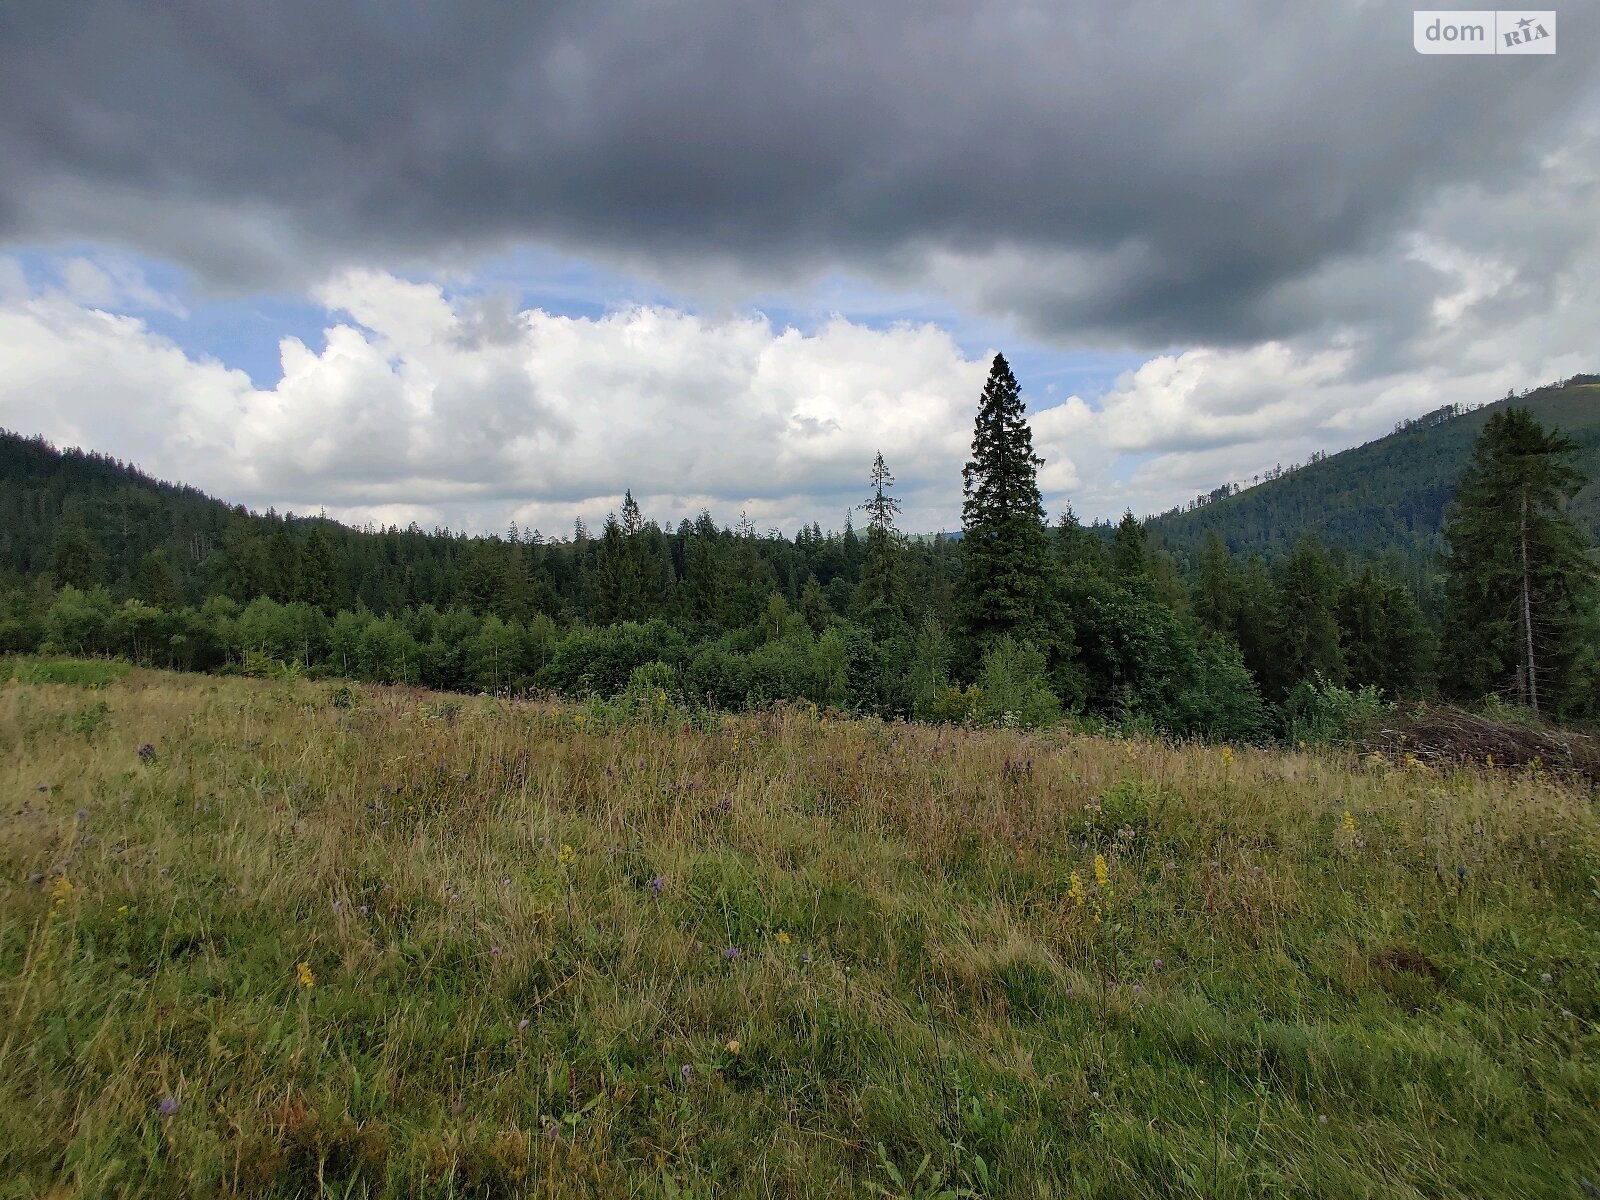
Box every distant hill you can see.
[1143,378,1600,566]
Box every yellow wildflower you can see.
[574,713,586,728]
[1067,871,1086,908]
[296,961,316,989]
[776,930,791,945]
[1341,810,1356,835]
[558,843,576,866]
[1093,854,1109,890]
[116,904,129,920]
[49,876,73,906]
[1485,753,1494,767]
[725,1039,742,1055]
[1220,746,1234,766]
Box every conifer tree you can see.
[1338,566,1432,696]
[1191,532,1238,637]
[136,548,181,610]
[297,522,339,612]
[957,353,1063,656]
[799,573,832,633]
[852,451,909,635]
[50,514,105,591]
[1271,538,1346,695]
[1443,408,1597,714]
[1054,504,1107,575]
[1111,511,1149,584]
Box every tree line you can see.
[2,355,1596,733]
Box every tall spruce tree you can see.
[957,354,1063,657]
[1270,538,1346,696]
[1443,408,1597,715]
[852,451,909,635]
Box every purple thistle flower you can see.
[157,1095,179,1117]
[649,875,665,896]
[1132,984,1144,996]
[799,952,811,964]
[1318,1114,1328,1126]
[681,1064,692,1079]
[1152,959,1164,970]
[332,900,342,913]
[358,905,368,916]
[518,1018,530,1031]
[724,946,740,960]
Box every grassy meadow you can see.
[1,662,1597,1197]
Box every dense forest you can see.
[4,359,1598,735]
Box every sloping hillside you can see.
[1144,380,1600,563]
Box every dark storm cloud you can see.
[1,0,1594,344]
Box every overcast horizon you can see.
[2,2,1596,537]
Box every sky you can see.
[1,1,1596,537]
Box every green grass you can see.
[1,655,132,688]
[1,666,1597,1197]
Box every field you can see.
[2,664,1597,1198]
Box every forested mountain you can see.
[1144,377,1600,565]
[3,363,1597,730]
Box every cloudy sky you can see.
[1,1,1596,536]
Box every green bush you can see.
[1284,673,1390,745]
[975,638,1061,729]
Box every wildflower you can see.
[799,952,811,964]
[1068,871,1087,908]
[649,875,665,896]
[1484,753,1494,767]
[1456,866,1467,881]
[1152,958,1164,970]
[49,876,73,907]
[1132,984,1144,996]
[776,930,791,946]
[518,1018,530,1031]
[558,844,575,866]
[574,714,587,728]
[681,1064,692,1079]
[1318,1114,1328,1126]
[358,904,368,915]
[724,946,741,961]
[501,876,512,887]
[1561,1009,1574,1019]
[1220,746,1234,766]
[296,961,316,989]
[138,744,157,764]
[75,809,87,822]
[725,1039,742,1055]
[1540,972,1553,984]
[1093,854,1109,890]
[116,904,129,920]
[157,1095,179,1117]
